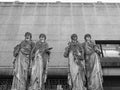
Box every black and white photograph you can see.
[0,0,120,90]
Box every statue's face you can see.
[86,36,91,42]
[72,36,77,42]
[25,35,31,41]
[40,37,45,42]
[74,36,77,40]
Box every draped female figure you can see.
[64,34,86,90]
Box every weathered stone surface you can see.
[0,2,120,68]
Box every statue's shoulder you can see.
[81,42,85,47]
[35,41,40,45]
[67,41,71,46]
[20,40,25,44]
[91,40,95,44]
[44,42,48,46]
[77,41,82,46]
[30,40,35,48]
[30,40,35,43]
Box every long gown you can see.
[64,41,86,90]
[83,41,103,90]
[30,41,50,90]
[11,40,34,90]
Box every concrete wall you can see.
[0,2,120,67]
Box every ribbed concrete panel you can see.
[0,2,120,67]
